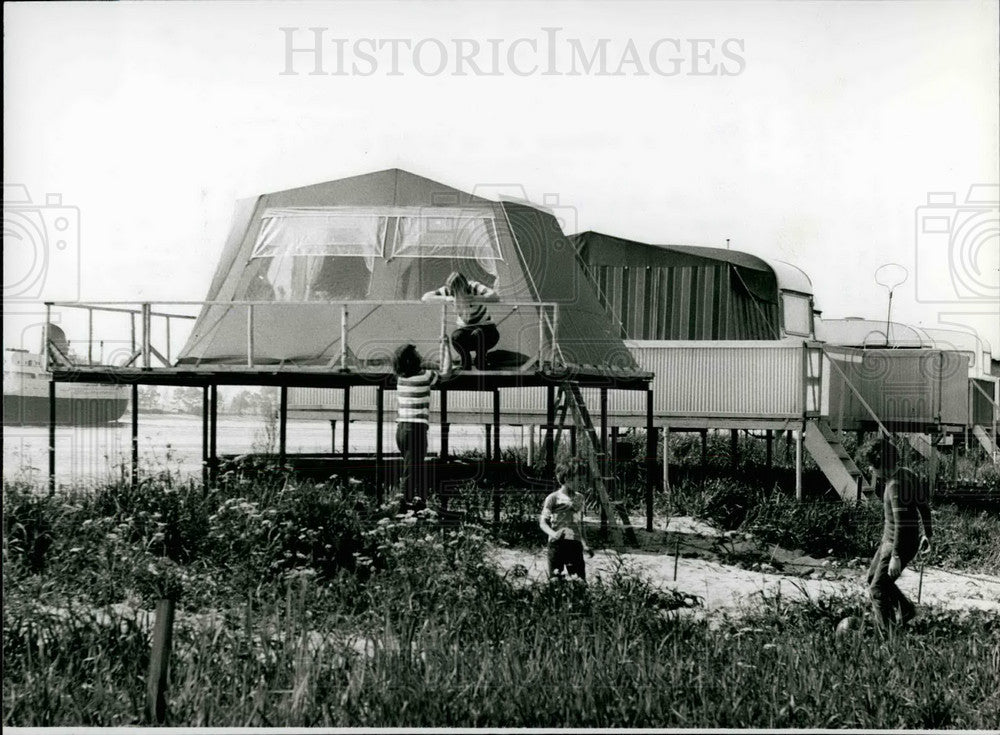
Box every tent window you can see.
[247,208,387,301]
[781,292,813,337]
[392,212,502,263]
[251,209,387,258]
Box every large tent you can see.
[176,170,636,371]
[570,231,786,341]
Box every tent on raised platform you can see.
[176,169,637,371]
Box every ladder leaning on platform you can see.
[552,382,639,550]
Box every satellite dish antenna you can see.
[874,263,908,346]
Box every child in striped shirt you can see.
[393,343,452,510]
[422,271,500,370]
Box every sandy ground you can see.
[491,516,1000,617]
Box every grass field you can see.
[4,445,1000,728]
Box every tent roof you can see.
[571,231,814,296]
[571,231,772,271]
[258,168,496,208]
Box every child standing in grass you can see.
[865,440,933,633]
[539,457,593,580]
[393,343,452,511]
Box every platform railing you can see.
[43,299,561,373]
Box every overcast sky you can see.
[4,0,998,357]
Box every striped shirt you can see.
[434,280,496,327]
[396,370,439,424]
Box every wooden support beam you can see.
[209,384,218,485]
[610,425,620,502]
[48,380,56,495]
[279,385,288,466]
[492,389,501,463]
[341,386,349,463]
[766,429,773,469]
[645,389,654,532]
[545,385,555,475]
[600,388,608,453]
[795,428,803,501]
[440,390,449,459]
[662,424,671,513]
[485,424,492,461]
[375,387,384,505]
[145,598,175,725]
[201,386,209,489]
[131,382,139,488]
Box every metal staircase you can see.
[803,418,874,502]
[972,425,999,464]
[554,383,638,549]
[902,433,939,461]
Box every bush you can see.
[740,491,883,559]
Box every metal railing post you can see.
[142,303,151,368]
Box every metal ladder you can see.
[554,382,638,548]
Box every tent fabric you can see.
[176,170,637,370]
[570,231,781,341]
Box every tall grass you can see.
[4,458,1000,727]
[5,506,999,728]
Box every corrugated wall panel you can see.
[289,344,807,422]
[620,343,803,417]
[825,348,969,428]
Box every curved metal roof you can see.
[572,232,816,297]
[816,317,928,347]
[762,259,813,295]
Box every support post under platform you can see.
[279,385,288,466]
[131,382,139,488]
[48,379,56,495]
[209,384,218,485]
[376,386,384,505]
[645,388,654,532]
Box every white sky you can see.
[4,0,998,357]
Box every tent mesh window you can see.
[248,208,387,301]
[243,206,503,302]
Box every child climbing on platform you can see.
[422,271,500,370]
[539,457,594,580]
[392,341,453,511]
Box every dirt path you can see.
[493,516,1000,616]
